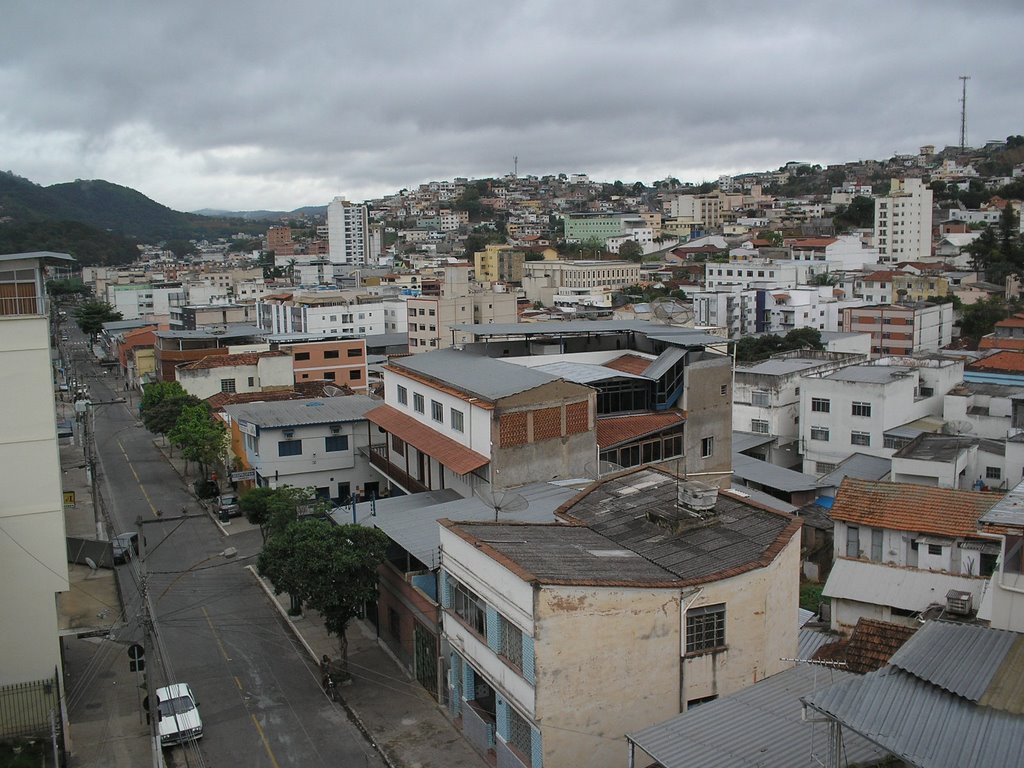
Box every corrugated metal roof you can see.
[628,664,887,768]
[822,558,988,613]
[802,649,1024,767]
[817,453,892,487]
[223,395,377,427]
[798,628,834,659]
[981,478,1024,527]
[389,348,563,401]
[642,347,687,380]
[732,431,776,454]
[887,620,1020,706]
[732,453,825,493]
[533,360,648,383]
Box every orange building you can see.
[276,338,368,391]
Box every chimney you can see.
[677,480,719,514]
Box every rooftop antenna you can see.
[959,75,970,151]
[475,486,529,522]
[513,155,518,178]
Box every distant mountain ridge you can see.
[193,205,327,220]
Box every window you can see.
[871,529,883,561]
[452,580,486,636]
[349,370,360,381]
[508,707,532,762]
[986,467,1002,480]
[701,436,714,458]
[810,426,830,441]
[397,385,408,405]
[851,431,871,446]
[220,378,236,393]
[751,419,769,434]
[815,461,836,474]
[928,543,943,556]
[686,604,726,654]
[248,376,255,387]
[413,393,424,413]
[325,435,349,452]
[347,348,363,357]
[846,525,860,558]
[751,390,770,407]
[720,384,728,396]
[498,615,523,669]
[294,352,310,361]
[278,439,302,456]
[323,372,336,381]
[391,435,405,456]
[431,400,443,422]
[884,435,911,450]
[811,398,830,412]
[852,401,872,417]
[324,350,340,359]
[451,408,464,433]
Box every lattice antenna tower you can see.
[959,75,971,151]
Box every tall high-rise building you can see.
[874,178,933,263]
[327,197,369,267]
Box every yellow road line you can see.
[202,607,232,662]
[250,713,283,768]
[117,440,159,517]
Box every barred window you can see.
[851,431,871,446]
[508,706,533,762]
[452,580,485,636]
[413,393,425,414]
[811,398,830,412]
[397,385,408,405]
[751,419,769,434]
[686,604,726,654]
[852,401,872,417]
[810,426,830,441]
[498,616,523,670]
[751,390,770,407]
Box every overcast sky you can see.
[3,1,1022,212]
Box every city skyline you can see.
[2,0,1022,212]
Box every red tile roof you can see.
[831,478,1001,537]
[979,337,1024,351]
[366,404,489,475]
[813,618,917,674]
[788,238,838,249]
[596,411,686,448]
[995,314,1024,329]
[205,381,347,409]
[967,351,1024,373]
[180,351,288,370]
[603,354,653,376]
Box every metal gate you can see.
[413,621,438,700]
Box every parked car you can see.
[155,683,203,746]
[214,493,241,518]
[111,532,141,564]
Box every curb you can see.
[246,566,401,768]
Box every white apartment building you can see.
[406,291,517,353]
[0,252,71,688]
[799,357,965,475]
[106,282,184,320]
[521,260,640,307]
[787,235,882,270]
[257,294,407,337]
[669,194,722,228]
[703,260,821,291]
[175,350,294,400]
[693,286,864,339]
[874,178,933,263]
[733,351,869,445]
[223,396,379,503]
[327,197,370,267]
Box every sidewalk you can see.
[156,442,489,768]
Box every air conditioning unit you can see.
[283,428,295,438]
[946,589,972,616]
[330,424,342,435]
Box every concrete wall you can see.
[0,315,68,685]
[680,354,733,482]
[681,531,800,705]
[535,586,680,768]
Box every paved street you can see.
[77,348,386,768]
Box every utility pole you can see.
[135,529,164,768]
[959,75,970,152]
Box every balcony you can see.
[366,444,429,494]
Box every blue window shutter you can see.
[440,570,452,608]
[496,696,509,740]
[522,634,536,684]
[486,606,500,652]
[463,661,475,700]
[531,725,543,768]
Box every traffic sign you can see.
[127,643,145,660]
[230,470,256,482]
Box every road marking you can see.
[233,675,243,691]
[118,440,159,517]
[202,607,232,662]
[250,713,283,768]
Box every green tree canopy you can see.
[618,239,643,262]
[164,239,198,260]
[73,299,123,338]
[832,196,875,231]
[140,380,202,439]
[258,519,388,677]
[168,402,226,478]
[735,328,825,363]
[965,206,1024,284]
[957,297,1020,343]
[46,278,89,299]
[240,485,325,542]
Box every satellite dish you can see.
[474,486,529,522]
[650,298,693,326]
[943,419,974,436]
[85,557,98,572]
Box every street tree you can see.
[140,381,200,439]
[241,485,325,542]
[73,299,123,340]
[258,519,388,678]
[965,206,1024,284]
[618,240,644,262]
[168,402,227,479]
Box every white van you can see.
[155,683,203,746]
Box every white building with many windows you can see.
[257,293,407,336]
[799,357,964,475]
[874,178,933,263]
[439,469,801,768]
[327,197,371,267]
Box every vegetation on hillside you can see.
[735,328,825,363]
